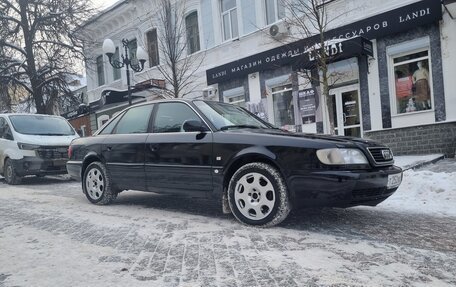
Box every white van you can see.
[0,113,79,184]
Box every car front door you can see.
[102,104,154,191]
[145,102,213,196]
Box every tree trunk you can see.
[19,0,46,114]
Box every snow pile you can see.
[379,159,456,217]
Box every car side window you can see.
[113,104,154,134]
[0,118,14,140]
[153,102,202,133]
[98,112,124,135]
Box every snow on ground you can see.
[0,156,455,286]
[378,158,456,217]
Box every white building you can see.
[81,0,456,156]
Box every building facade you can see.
[82,0,456,156]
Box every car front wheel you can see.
[3,158,22,185]
[228,162,291,227]
[83,161,117,205]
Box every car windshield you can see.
[9,115,75,136]
[194,100,272,130]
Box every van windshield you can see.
[9,115,75,136]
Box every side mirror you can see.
[182,120,209,133]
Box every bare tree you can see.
[0,0,95,114]
[282,0,347,134]
[154,0,204,98]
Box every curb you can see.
[403,155,445,171]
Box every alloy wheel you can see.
[234,172,275,221]
[85,167,105,200]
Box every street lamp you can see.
[102,38,148,105]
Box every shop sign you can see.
[208,37,371,85]
[298,88,317,124]
[206,0,441,85]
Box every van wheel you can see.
[4,158,22,185]
[228,162,291,227]
[82,161,117,205]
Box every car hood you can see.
[13,133,79,146]
[220,128,383,147]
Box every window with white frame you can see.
[96,55,105,86]
[112,47,121,81]
[388,38,432,115]
[265,0,285,25]
[223,86,245,107]
[80,125,86,137]
[220,0,238,41]
[186,11,200,54]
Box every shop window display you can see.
[392,50,432,114]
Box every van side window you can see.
[0,118,14,140]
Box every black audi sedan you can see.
[67,99,402,227]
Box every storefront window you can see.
[223,87,245,107]
[226,95,246,107]
[272,84,294,128]
[392,50,432,114]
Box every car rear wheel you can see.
[4,158,22,185]
[83,162,117,205]
[228,162,291,227]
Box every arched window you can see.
[185,11,200,54]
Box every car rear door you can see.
[145,102,213,196]
[102,104,154,191]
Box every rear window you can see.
[9,115,75,136]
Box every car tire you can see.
[82,161,117,205]
[228,162,291,227]
[4,158,22,185]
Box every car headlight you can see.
[17,143,40,150]
[316,148,368,165]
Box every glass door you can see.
[269,84,295,129]
[328,85,362,137]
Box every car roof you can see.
[0,113,66,118]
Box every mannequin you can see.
[412,61,431,109]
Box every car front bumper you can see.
[12,157,68,176]
[289,165,403,208]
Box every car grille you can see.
[36,146,69,160]
[367,147,394,165]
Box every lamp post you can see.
[102,38,148,106]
